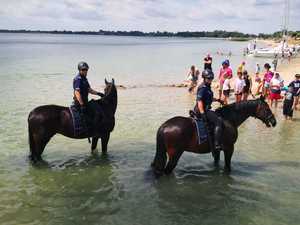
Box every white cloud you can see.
[0,0,299,33]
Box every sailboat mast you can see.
[282,0,290,39]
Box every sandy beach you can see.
[277,56,300,84]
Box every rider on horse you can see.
[194,69,223,155]
[73,62,104,127]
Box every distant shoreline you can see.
[0,29,256,40]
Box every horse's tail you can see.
[28,112,35,160]
[151,126,167,175]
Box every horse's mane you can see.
[215,99,259,119]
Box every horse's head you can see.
[255,95,277,127]
[104,78,117,97]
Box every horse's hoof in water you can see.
[29,154,41,163]
[214,161,220,168]
[151,164,164,177]
[224,167,231,174]
[91,148,98,155]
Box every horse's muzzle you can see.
[267,115,277,127]
[270,117,277,127]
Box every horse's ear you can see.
[105,78,108,85]
[259,95,265,101]
[112,78,115,85]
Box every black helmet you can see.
[78,61,89,70]
[202,69,214,80]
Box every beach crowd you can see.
[186,54,300,120]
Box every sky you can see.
[0,0,299,34]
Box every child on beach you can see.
[254,63,263,95]
[235,71,245,103]
[283,86,294,120]
[222,73,231,105]
[262,63,273,99]
[242,70,252,100]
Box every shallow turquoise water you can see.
[0,33,299,225]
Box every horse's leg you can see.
[91,137,99,153]
[224,145,234,173]
[30,132,53,162]
[164,148,183,175]
[151,132,167,176]
[101,133,110,154]
[213,150,220,166]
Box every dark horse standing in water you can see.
[151,96,276,175]
[28,79,117,162]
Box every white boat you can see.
[247,0,297,58]
[251,48,290,58]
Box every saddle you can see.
[189,110,209,144]
[69,100,105,137]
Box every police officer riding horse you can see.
[193,69,223,156]
[73,61,105,136]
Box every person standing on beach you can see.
[222,73,231,105]
[283,86,294,120]
[288,50,292,63]
[262,63,273,99]
[288,74,300,110]
[204,54,212,70]
[255,63,261,75]
[186,65,198,93]
[235,71,245,103]
[272,56,278,71]
[237,61,246,74]
[218,60,232,100]
[269,72,284,108]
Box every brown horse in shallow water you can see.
[28,79,117,162]
[151,96,276,175]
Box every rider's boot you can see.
[213,125,222,155]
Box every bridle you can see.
[254,101,273,124]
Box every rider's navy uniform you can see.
[73,73,90,106]
[195,82,222,149]
[195,82,213,112]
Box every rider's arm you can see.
[74,90,84,106]
[89,88,98,95]
[197,100,205,114]
[89,88,105,97]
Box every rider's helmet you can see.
[202,69,214,80]
[78,61,89,70]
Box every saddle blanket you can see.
[69,105,88,137]
[193,118,208,144]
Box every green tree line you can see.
[0,29,299,39]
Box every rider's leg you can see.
[206,110,223,152]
